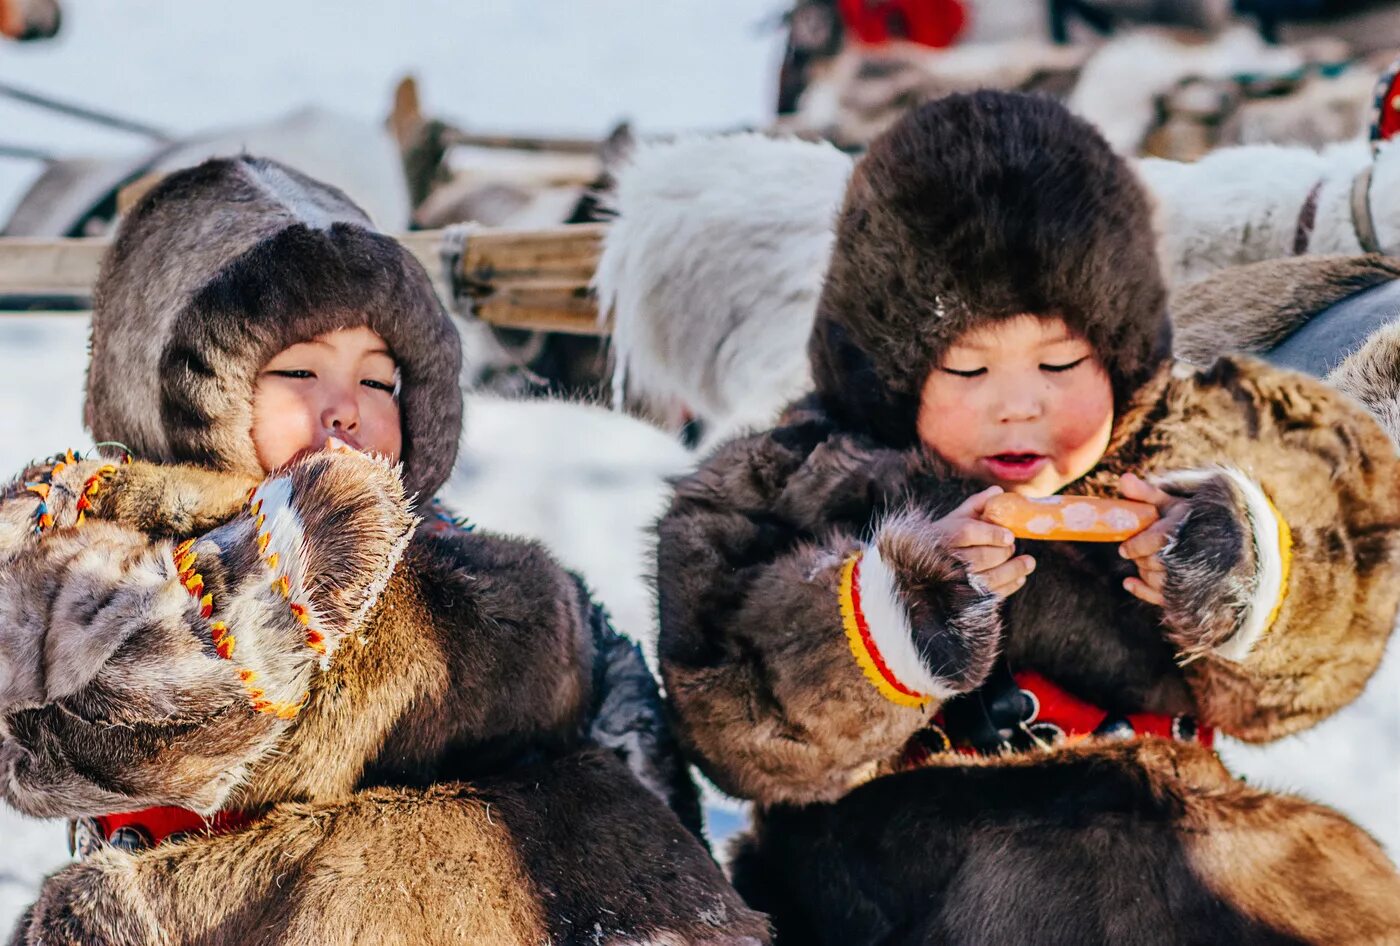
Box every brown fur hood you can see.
[85,156,461,498]
[808,91,1172,445]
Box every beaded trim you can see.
[24,448,125,535]
[170,482,333,720]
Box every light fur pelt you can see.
[1141,138,1400,287]
[594,133,853,448]
[1329,320,1400,446]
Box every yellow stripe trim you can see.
[1263,495,1293,635]
[838,554,929,709]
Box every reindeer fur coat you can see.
[0,158,767,946]
[656,94,1400,946]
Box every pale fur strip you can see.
[1213,469,1287,662]
[1159,468,1287,662]
[857,545,958,701]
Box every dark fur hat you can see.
[808,90,1172,444]
[86,156,462,498]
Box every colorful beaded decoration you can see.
[170,485,328,720]
[25,447,127,535]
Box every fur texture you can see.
[1067,26,1304,154]
[1330,319,1400,446]
[657,95,1400,944]
[3,160,767,944]
[594,133,853,444]
[1173,254,1400,444]
[1141,139,1400,287]
[729,740,1400,946]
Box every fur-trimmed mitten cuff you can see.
[843,508,1002,707]
[1158,469,1291,662]
[185,448,419,716]
[0,449,417,818]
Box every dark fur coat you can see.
[656,94,1400,945]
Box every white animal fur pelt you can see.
[594,134,853,445]
[1141,138,1400,286]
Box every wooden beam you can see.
[0,224,610,335]
[0,237,108,297]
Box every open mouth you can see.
[983,453,1049,482]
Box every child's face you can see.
[251,325,402,472]
[916,315,1113,497]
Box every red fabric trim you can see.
[838,0,966,49]
[1012,670,1214,748]
[849,555,926,700]
[95,806,254,846]
[1379,68,1400,143]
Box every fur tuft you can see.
[1329,321,1400,447]
[595,133,852,439]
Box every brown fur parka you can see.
[0,158,767,946]
[656,93,1400,945]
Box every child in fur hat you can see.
[0,157,767,945]
[656,91,1400,944]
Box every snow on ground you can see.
[0,0,1398,932]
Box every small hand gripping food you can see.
[983,493,1158,542]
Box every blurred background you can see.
[2,0,1400,930]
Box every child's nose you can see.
[996,392,1042,423]
[320,392,360,433]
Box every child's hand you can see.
[936,486,1036,597]
[1117,472,1188,606]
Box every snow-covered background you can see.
[0,0,1398,932]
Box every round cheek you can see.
[251,384,317,472]
[360,397,403,462]
[916,377,985,472]
[1048,369,1113,475]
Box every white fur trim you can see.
[857,546,958,701]
[1157,467,1287,662]
[1213,469,1287,662]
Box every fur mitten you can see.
[0,449,416,817]
[1158,470,1283,662]
[870,508,1003,696]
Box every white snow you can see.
[0,0,1397,934]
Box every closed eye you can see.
[1041,357,1087,373]
[362,379,395,393]
[268,369,314,380]
[940,367,986,378]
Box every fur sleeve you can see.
[656,423,999,805]
[1161,362,1400,741]
[343,524,600,788]
[0,450,416,818]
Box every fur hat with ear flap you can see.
[85,155,462,498]
[809,90,1173,446]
